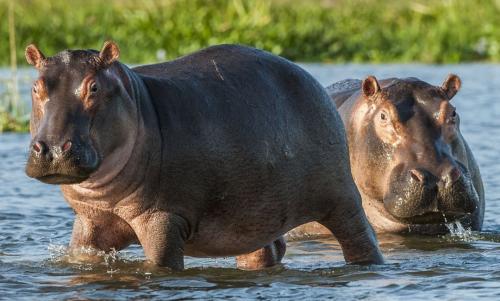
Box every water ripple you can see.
[1,65,500,299]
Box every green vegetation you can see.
[1,0,500,132]
[0,77,29,132]
[0,110,29,132]
[1,0,500,65]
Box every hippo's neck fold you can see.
[62,63,162,212]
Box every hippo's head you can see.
[348,75,480,228]
[25,41,135,185]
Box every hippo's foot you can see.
[236,236,286,270]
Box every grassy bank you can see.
[1,0,500,132]
[1,0,500,65]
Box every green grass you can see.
[1,0,500,65]
[1,0,500,132]
[0,79,29,132]
[0,110,29,132]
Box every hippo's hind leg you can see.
[236,236,286,270]
[318,186,384,264]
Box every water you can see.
[1,64,500,300]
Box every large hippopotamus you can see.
[24,41,383,270]
[291,75,484,235]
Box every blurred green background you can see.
[1,0,500,131]
[2,0,500,65]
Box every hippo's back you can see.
[133,44,347,166]
[325,79,362,108]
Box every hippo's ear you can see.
[441,74,461,100]
[362,76,381,99]
[25,44,46,69]
[99,41,120,66]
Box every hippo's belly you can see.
[184,231,284,258]
[183,221,290,257]
[182,195,313,257]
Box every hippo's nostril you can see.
[32,141,46,154]
[409,169,426,183]
[443,166,461,187]
[62,141,72,153]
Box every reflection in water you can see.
[1,64,500,299]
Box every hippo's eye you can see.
[89,82,98,94]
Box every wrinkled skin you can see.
[24,42,383,270]
[290,76,484,235]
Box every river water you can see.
[0,64,499,300]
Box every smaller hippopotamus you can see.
[24,41,383,270]
[291,75,484,235]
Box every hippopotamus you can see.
[24,41,383,270]
[290,75,484,235]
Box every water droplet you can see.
[445,220,474,242]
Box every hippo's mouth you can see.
[396,211,467,224]
[37,173,89,185]
[26,148,100,185]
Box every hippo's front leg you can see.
[236,236,286,270]
[130,212,189,270]
[70,214,137,252]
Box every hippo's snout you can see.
[26,137,100,184]
[409,166,461,189]
[441,166,462,189]
[383,163,478,224]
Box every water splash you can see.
[47,243,68,260]
[47,244,121,273]
[444,220,474,242]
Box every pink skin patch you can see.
[62,141,72,153]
